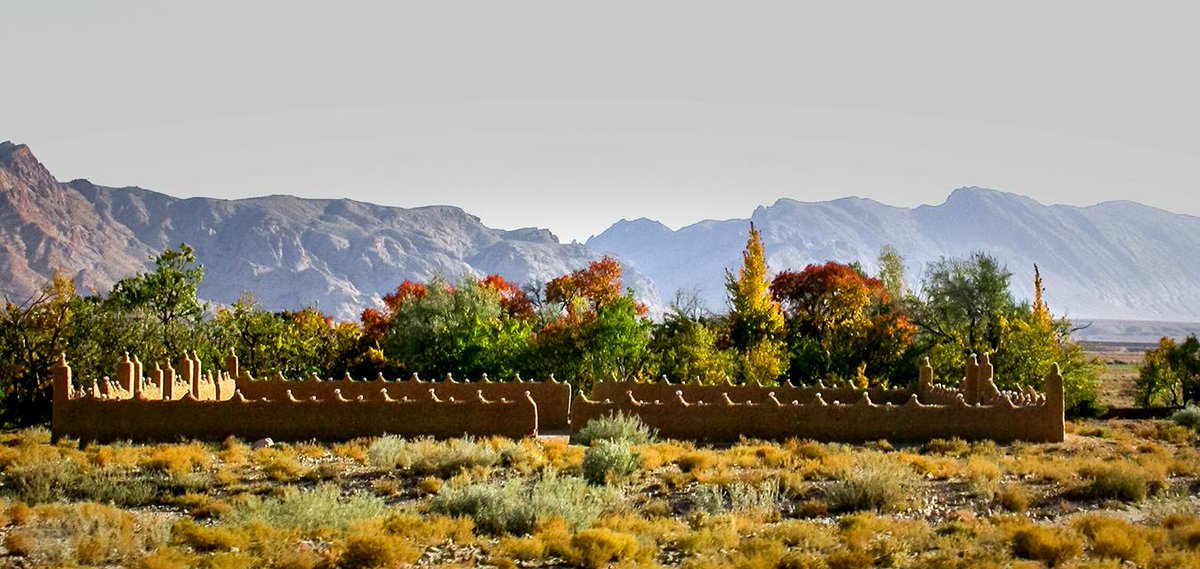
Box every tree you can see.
[545,257,625,316]
[877,244,908,300]
[108,243,206,362]
[648,303,735,385]
[1136,335,1200,407]
[534,259,651,388]
[910,252,1016,375]
[384,276,535,380]
[0,275,76,426]
[771,262,915,386]
[725,223,787,385]
[211,293,284,378]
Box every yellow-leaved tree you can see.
[725,223,787,385]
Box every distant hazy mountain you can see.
[4,140,1197,323]
[587,189,1200,322]
[0,141,660,319]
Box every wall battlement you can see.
[51,353,539,442]
[52,352,1062,443]
[228,353,571,431]
[576,355,1064,443]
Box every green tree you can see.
[910,252,1017,375]
[384,276,535,380]
[108,243,206,362]
[0,275,76,426]
[877,244,909,300]
[724,223,787,385]
[648,305,735,385]
[211,293,284,378]
[1136,335,1200,407]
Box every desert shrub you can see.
[1172,405,1200,431]
[824,456,919,513]
[691,479,783,519]
[570,528,641,569]
[499,438,548,473]
[498,535,548,560]
[5,457,159,506]
[571,412,657,446]
[1010,526,1082,567]
[677,514,740,555]
[766,520,838,550]
[676,450,719,473]
[964,456,1002,499]
[226,484,387,535]
[136,548,197,569]
[690,483,726,516]
[1166,515,1200,550]
[5,457,89,504]
[429,479,530,535]
[141,443,213,476]
[380,512,475,544]
[333,440,370,464]
[729,442,794,468]
[72,468,159,506]
[252,447,307,482]
[582,439,641,484]
[337,533,421,569]
[171,519,247,552]
[923,437,970,457]
[1071,464,1161,502]
[91,442,145,468]
[367,436,501,477]
[1072,514,1155,566]
[6,502,170,566]
[994,484,1031,512]
[430,472,615,535]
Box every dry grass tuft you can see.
[1009,525,1083,567]
[824,455,920,513]
[142,442,213,476]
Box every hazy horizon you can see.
[5,2,1199,242]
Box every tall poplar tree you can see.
[725,223,787,385]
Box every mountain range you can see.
[0,141,659,320]
[588,191,1200,321]
[2,140,1198,322]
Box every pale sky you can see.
[5,1,1198,243]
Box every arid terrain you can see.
[0,412,1197,569]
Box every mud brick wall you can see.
[571,389,1063,443]
[52,355,539,443]
[575,357,1064,444]
[232,376,571,430]
[590,381,914,407]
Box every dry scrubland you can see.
[0,415,1198,569]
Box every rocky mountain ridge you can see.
[0,142,659,319]
[588,188,1200,321]
[4,140,1197,322]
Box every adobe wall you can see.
[231,371,571,430]
[51,354,539,443]
[591,380,914,407]
[574,356,1065,443]
[52,351,1063,444]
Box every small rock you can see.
[252,438,275,450]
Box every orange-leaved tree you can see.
[535,258,650,388]
[771,261,915,386]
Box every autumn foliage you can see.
[0,228,1109,426]
[771,262,915,386]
